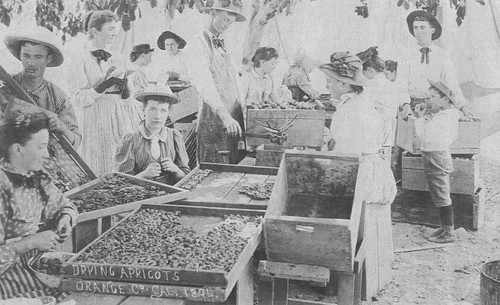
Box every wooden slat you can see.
[188,171,246,202]
[222,173,271,204]
[337,273,356,305]
[402,168,479,194]
[121,296,186,304]
[257,261,330,283]
[200,162,278,175]
[236,258,254,305]
[174,199,268,210]
[273,278,289,305]
[74,219,99,252]
[402,154,479,175]
[64,292,127,305]
[288,299,333,305]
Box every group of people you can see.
[0,0,471,300]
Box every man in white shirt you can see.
[184,0,246,164]
[401,10,473,121]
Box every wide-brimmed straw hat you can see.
[201,0,246,22]
[3,26,64,67]
[131,44,154,54]
[319,52,368,87]
[157,31,187,50]
[406,10,442,40]
[135,85,180,104]
[428,79,456,104]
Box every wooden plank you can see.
[256,145,285,168]
[363,204,379,299]
[174,199,268,210]
[257,276,274,305]
[258,261,330,283]
[121,296,186,304]
[376,204,393,291]
[60,278,226,302]
[74,219,99,252]
[288,299,333,305]
[402,154,479,176]
[273,278,289,305]
[337,273,356,305]
[200,162,278,176]
[188,171,246,202]
[222,173,271,204]
[402,168,479,194]
[64,292,127,305]
[236,258,254,305]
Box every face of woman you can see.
[93,21,118,46]
[164,38,179,56]
[260,58,278,74]
[19,129,49,172]
[140,52,153,66]
[144,100,170,130]
[326,76,348,97]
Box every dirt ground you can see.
[284,156,500,305]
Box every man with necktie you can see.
[401,10,473,121]
[185,0,247,164]
[3,26,82,148]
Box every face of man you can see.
[144,99,170,130]
[211,10,236,34]
[20,43,52,79]
[164,38,179,55]
[18,129,49,172]
[413,20,435,46]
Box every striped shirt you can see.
[13,73,82,148]
[114,122,190,184]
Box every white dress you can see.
[68,42,140,175]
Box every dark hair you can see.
[385,60,398,72]
[429,85,449,100]
[251,47,279,68]
[357,47,385,73]
[143,96,174,108]
[85,10,117,38]
[0,112,50,160]
[350,84,364,94]
[130,50,154,62]
[414,16,434,28]
[20,41,52,57]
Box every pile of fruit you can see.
[239,182,274,200]
[31,257,63,275]
[179,169,212,190]
[76,209,261,272]
[247,100,320,110]
[70,175,168,213]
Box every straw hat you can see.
[428,79,456,104]
[131,44,154,54]
[3,27,64,67]
[157,31,187,50]
[319,52,368,87]
[201,0,246,22]
[135,85,180,104]
[406,10,442,40]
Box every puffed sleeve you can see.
[67,50,104,108]
[172,130,190,175]
[0,177,19,274]
[114,133,137,175]
[40,177,78,228]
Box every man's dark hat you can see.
[131,44,154,54]
[406,10,442,40]
[157,31,186,50]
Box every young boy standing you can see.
[414,80,461,243]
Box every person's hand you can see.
[45,111,66,134]
[413,103,426,119]
[94,77,126,94]
[160,157,181,174]
[138,163,161,179]
[218,110,241,138]
[56,214,72,242]
[460,105,474,122]
[119,77,130,99]
[400,103,414,120]
[24,230,61,252]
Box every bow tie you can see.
[5,170,47,189]
[420,47,431,64]
[212,36,226,51]
[91,49,112,64]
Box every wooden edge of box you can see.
[257,260,330,283]
[199,162,278,176]
[174,165,200,187]
[282,150,359,162]
[176,199,268,210]
[264,215,350,227]
[114,172,187,194]
[64,178,102,197]
[77,202,141,223]
[53,133,98,180]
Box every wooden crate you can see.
[66,173,188,252]
[396,115,481,154]
[174,162,278,210]
[256,144,285,167]
[402,154,480,194]
[392,187,485,230]
[61,204,263,302]
[264,150,363,273]
[246,109,325,148]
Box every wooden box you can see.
[66,173,188,252]
[264,150,363,272]
[392,187,485,230]
[402,154,480,194]
[396,115,481,154]
[174,162,278,210]
[256,144,285,167]
[61,204,263,302]
[246,109,325,148]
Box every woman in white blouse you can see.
[156,31,190,85]
[68,10,137,175]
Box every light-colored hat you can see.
[201,0,246,22]
[319,52,368,87]
[428,79,456,104]
[3,26,64,67]
[135,85,180,104]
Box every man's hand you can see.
[56,214,72,242]
[460,105,474,122]
[413,103,426,119]
[138,163,161,179]
[400,103,414,120]
[218,109,241,138]
[45,111,66,134]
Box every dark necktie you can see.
[5,170,47,189]
[91,49,112,64]
[212,36,226,51]
[420,47,431,64]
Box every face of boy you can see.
[413,20,435,45]
[144,99,170,130]
[427,88,449,110]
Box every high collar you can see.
[86,40,109,52]
[251,68,268,79]
[139,121,168,142]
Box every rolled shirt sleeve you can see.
[173,129,190,175]
[114,133,137,175]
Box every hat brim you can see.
[135,92,180,104]
[4,36,64,67]
[406,10,442,40]
[200,7,246,22]
[428,80,456,104]
[157,31,187,50]
[319,66,368,87]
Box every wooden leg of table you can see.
[273,278,289,305]
[354,264,364,305]
[102,216,112,233]
[337,273,355,305]
[236,258,254,305]
[257,276,274,305]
